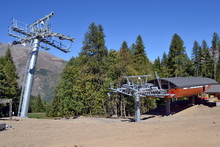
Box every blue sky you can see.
[1,0,220,62]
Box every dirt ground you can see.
[1,104,220,147]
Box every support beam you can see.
[9,100,12,120]
[135,94,140,122]
[190,96,195,105]
[20,39,40,118]
[166,98,171,116]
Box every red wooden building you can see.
[148,77,219,115]
[149,77,219,99]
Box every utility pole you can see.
[9,12,74,118]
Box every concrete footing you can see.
[166,98,171,116]
[189,96,196,105]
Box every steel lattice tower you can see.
[8,12,74,117]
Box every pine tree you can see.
[80,23,108,115]
[120,41,130,62]
[30,95,45,113]
[197,45,204,77]
[106,50,121,116]
[202,40,214,78]
[216,53,220,82]
[50,57,83,117]
[183,55,193,77]
[211,32,219,56]
[211,32,219,80]
[0,57,8,97]
[168,34,188,77]
[0,48,20,116]
[132,35,152,75]
[153,57,162,77]
[81,22,107,60]
[131,35,156,113]
[111,41,136,117]
[161,52,169,77]
[191,41,200,76]
[51,23,110,117]
[119,41,135,76]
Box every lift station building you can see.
[148,77,219,99]
[148,77,220,116]
[111,76,220,122]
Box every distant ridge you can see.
[0,43,67,101]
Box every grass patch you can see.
[28,113,48,119]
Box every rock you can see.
[0,123,6,131]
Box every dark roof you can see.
[149,77,218,88]
[205,85,220,93]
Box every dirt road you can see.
[1,105,220,147]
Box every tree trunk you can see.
[102,99,107,116]
[120,97,123,117]
[122,99,126,118]
[114,97,118,117]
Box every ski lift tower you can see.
[8,12,74,118]
[110,75,173,122]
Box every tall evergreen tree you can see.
[216,53,220,82]
[211,32,219,80]
[80,23,108,115]
[132,35,152,75]
[161,52,169,77]
[153,57,162,77]
[106,50,122,117]
[51,23,109,117]
[0,48,20,116]
[117,41,136,117]
[201,40,208,77]
[104,41,136,117]
[50,57,83,117]
[0,57,10,99]
[130,43,136,55]
[191,41,200,76]
[201,40,214,78]
[211,32,219,55]
[30,95,45,113]
[183,55,194,77]
[197,44,204,77]
[132,35,155,113]
[81,22,107,60]
[168,34,188,77]
[119,41,135,76]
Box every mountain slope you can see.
[0,43,67,102]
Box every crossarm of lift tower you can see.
[110,74,174,98]
[8,12,74,53]
[8,12,75,118]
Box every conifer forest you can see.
[1,22,220,118]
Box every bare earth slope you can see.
[1,105,220,147]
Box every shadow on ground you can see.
[120,99,215,122]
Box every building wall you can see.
[168,85,211,99]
